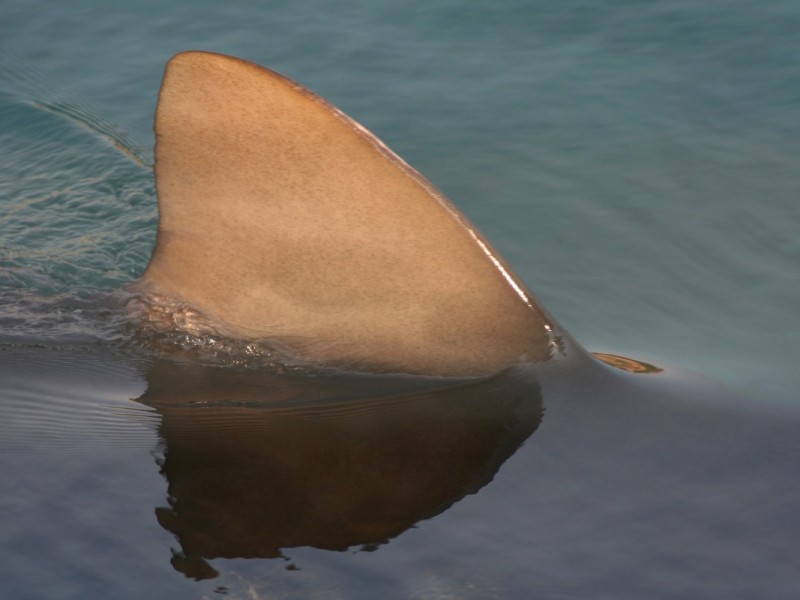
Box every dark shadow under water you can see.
[138,360,543,580]
[2,343,799,599]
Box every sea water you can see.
[1,1,798,598]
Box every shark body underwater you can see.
[2,51,799,595]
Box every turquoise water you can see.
[1,1,799,598]
[2,0,798,399]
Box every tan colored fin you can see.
[141,51,556,375]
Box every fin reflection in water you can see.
[137,361,543,580]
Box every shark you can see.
[134,50,605,377]
[1,51,799,595]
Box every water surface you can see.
[1,1,799,598]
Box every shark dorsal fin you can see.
[141,51,555,375]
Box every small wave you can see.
[121,288,326,372]
[29,99,151,167]
[0,47,151,166]
[0,344,156,454]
